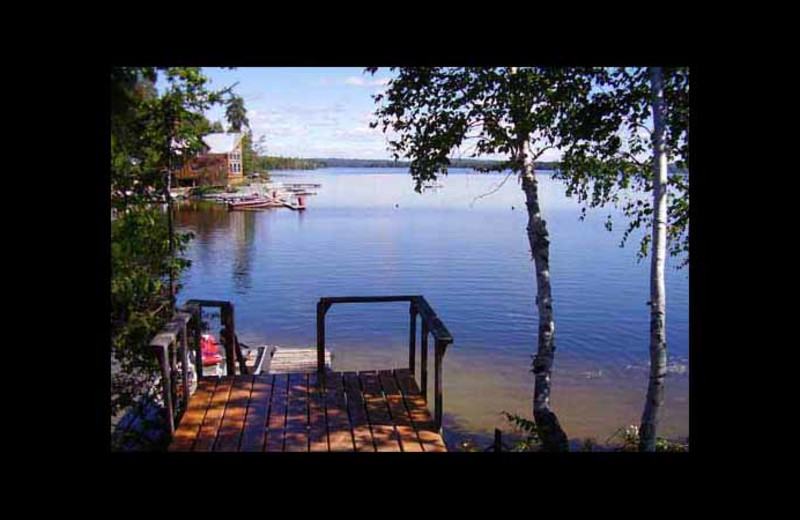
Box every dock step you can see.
[267,347,331,374]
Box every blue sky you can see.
[200,67,396,159]
[173,67,646,162]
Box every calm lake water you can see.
[174,167,689,447]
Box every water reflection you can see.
[230,211,257,293]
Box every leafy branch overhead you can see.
[368,67,594,191]
[554,67,689,267]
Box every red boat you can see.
[200,334,223,366]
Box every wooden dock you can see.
[153,295,453,453]
[168,369,447,452]
[267,347,331,373]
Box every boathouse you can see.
[175,133,245,187]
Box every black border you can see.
[89,46,711,486]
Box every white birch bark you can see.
[639,67,669,451]
[520,138,569,451]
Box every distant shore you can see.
[264,156,688,174]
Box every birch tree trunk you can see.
[639,67,669,452]
[520,138,569,452]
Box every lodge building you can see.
[174,133,245,187]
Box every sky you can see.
[195,67,565,162]
[161,67,663,163]
[200,67,398,160]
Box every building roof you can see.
[203,133,243,154]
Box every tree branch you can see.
[469,169,515,207]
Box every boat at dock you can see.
[227,194,305,211]
[227,197,285,210]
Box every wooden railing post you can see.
[189,304,202,377]
[180,321,189,410]
[229,303,248,375]
[221,304,236,376]
[169,338,178,409]
[409,302,417,375]
[421,320,429,401]
[434,339,445,431]
[156,345,175,434]
[317,300,329,374]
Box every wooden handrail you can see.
[316,295,453,430]
[151,300,247,434]
[149,311,192,434]
[317,295,453,344]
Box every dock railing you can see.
[316,295,454,431]
[149,299,247,434]
[148,311,193,434]
[183,299,248,377]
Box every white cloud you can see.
[316,77,387,87]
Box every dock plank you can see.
[240,375,273,452]
[380,370,424,452]
[284,373,309,452]
[359,371,401,452]
[394,369,447,452]
[264,374,289,452]
[308,372,328,452]
[325,373,354,451]
[268,348,331,374]
[169,379,217,452]
[215,375,254,451]
[343,372,375,452]
[193,377,234,452]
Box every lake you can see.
[174,167,689,447]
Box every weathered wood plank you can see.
[149,313,192,349]
[264,373,289,452]
[284,373,309,452]
[269,348,331,374]
[359,371,401,452]
[193,377,234,452]
[169,379,217,452]
[343,372,375,452]
[172,370,446,453]
[308,372,328,452]
[379,370,423,452]
[240,375,273,452]
[215,376,254,451]
[394,369,447,452]
[324,373,354,451]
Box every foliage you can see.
[256,155,325,171]
[242,130,269,176]
[605,424,689,452]
[209,120,225,133]
[110,67,230,421]
[502,411,542,451]
[368,67,594,192]
[110,206,193,416]
[190,185,226,197]
[554,67,690,268]
[225,94,249,132]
